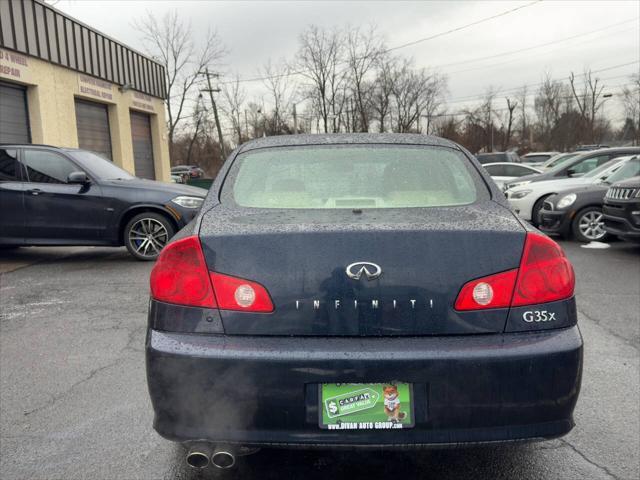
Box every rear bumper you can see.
[146,326,583,447]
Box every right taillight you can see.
[511,232,575,307]
[150,235,273,312]
[455,232,575,311]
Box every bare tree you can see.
[480,88,497,151]
[262,60,297,135]
[620,73,640,145]
[569,69,607,143]
[371,53,396,132]
[502,97,518,150]
[221,74,247,145]
[135,10,226,160]
[421,72,447,135]
[295,26,347,133]
[534,74,564,149]
[345,25,384,132]
[516,85,529,147]
[185,94,206,164]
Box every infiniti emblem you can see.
[345,262,382,281]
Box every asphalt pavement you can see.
[0,241,638,480]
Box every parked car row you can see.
[487,145,640,243]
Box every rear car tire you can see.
[124,212,175,261]
[571,207,609,243]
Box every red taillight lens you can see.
[210,272,274,313]
[150,236,217,308]
[511,232,575,306]
[454,269,518,311]
[150,235,274,312]
[454,233,575,311]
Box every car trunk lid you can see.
[199,202,525,336]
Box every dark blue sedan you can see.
[145,134,582,470]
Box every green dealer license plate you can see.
[319,383,414,430]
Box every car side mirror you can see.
[67,171,90,184]
[566,168,577,177]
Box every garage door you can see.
[0,82,30,143]
[75,99,112,160]
[130,111,155,180]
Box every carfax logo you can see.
[324,388,379,418]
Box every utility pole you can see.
[293,104,298,134]
[200,68,226,158]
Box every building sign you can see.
[77,74,113,101]
[131,91,155,112]
[0,49,31,82]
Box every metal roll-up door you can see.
[130,111,155,180]
[0,82,30,143]
[75,99,112,160]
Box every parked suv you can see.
[603,176,640,243]
[0,145,207,260]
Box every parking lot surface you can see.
[1,241,638,480]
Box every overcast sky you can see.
[53,0,639,119]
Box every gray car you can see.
[504,147,640,191]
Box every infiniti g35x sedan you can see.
[0,145,207,260]
[146,134,582,470]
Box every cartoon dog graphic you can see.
[383,385,407,422]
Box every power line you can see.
[220,0,543,85]
[443,23,639,76]
[382,0,543,53]
[443,61,639,104]
[433,18,638,70]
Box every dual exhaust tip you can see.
[186,444,235,470]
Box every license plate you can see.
[319,383,414,430]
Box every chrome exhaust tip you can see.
[211,446,236,469]
[185,443,212,469]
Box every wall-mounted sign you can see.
[0,49,31,83]
[77,74,113,101]
[131,91,155,112]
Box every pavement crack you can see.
[559,439,620,480]
[23,356,126,417]
[577,307,638,351]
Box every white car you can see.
[540,152,579,170]
[506,156,634,223]
[483,162,542,190]
[521,151,560,167]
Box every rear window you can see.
[224,145,483,209]
[522,155,551,163]
[476,153,507,164]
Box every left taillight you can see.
[150,235,217,308]
[150,235,274,313]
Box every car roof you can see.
[483,162,537,168]
[523,151,559,156]
[0,144,88,153]
[236,133,459,154]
